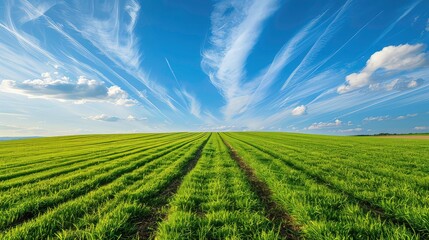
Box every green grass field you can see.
[0,132,428,239]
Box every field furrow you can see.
[0,133,209,239]
[156,133,279,239]
[222,133,419,239]
[0,134,156,162]
[0,133,192,175]
[0,133,195,190]
[43,133,210,239]
[0,132,427,239]
[220,135,300,240]
[226,132,429,237]
[0,134,204,232]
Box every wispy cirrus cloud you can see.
[165,57,201,119]
[281,0,352,91]
[68,0,141,70]
[242,13,326,114]
[201,0,332,121]
[201,0,280,119]
[64,0,179,112]
[371,0,421,47]
[181,89,201,118]
[0,0,181,120]
[19,0,56,24]
[233,2,368,128]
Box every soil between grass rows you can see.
[137,133,211,239]
[220,135,301,240]
[1,132,428,239]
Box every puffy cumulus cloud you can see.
[415,126,429,130]
[106,85,137,106]
[0,73,137,106]
[338,44,428,93]
[365,44,427,72]
[307,119,342,130]
[291,105,306,116]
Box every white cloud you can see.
[408,80,418,88]
[426,18,429,32]
[19,0,56,24]
[0,73,136,106]
[363,113,418,121]
[86,114,147,122]
[62,0,178,112]
[337,128,363,133]
[127,115,147,121]
[291,105,306,116]
[415,126,429,130]
[396,113,417,120]
[308,119,342,130]
[106,85,137,106]
[281,0,352,90]
[201,0,279,119]
[182,90,201,118]
[200,125,249,132]
[368,76,424,91]
[371,1,420,47]
[70,0,141,69]
[87,114,121,122]
[338,44,428,93]
[363,115,390,121]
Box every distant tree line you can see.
[355,133,427,136]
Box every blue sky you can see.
[0,0,428,136]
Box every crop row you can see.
[0,133,209,239]
[156,133,279,239]
[1,132,427,239]
[0,133,189,171]
[0,133,203,228]
[0,133,196,190]
[222,133,420,239]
